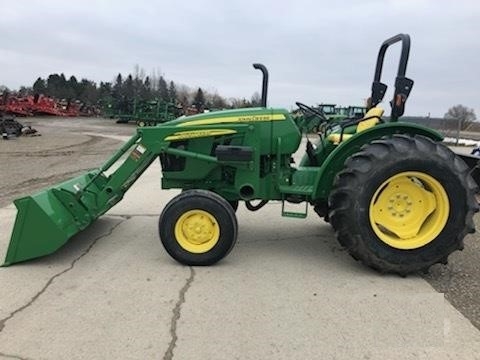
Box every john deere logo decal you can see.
[165,129,237,141]
[178,114,285,127]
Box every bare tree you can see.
[444,105,477,144]
[176,84,192,107]
[444,104,477,130]
[133,64,146,81]
[208,92,227,109]
[251,92,262,107]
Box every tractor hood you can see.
[166,107,290,127]
[158,106,301,157]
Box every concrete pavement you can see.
[1,146,480,359]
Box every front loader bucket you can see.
[3,131,156,266]
[3,172,99,266]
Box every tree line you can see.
[2,72,476,123]
[9,67,262,114]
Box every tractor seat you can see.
[327,107,384,145]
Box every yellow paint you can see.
[165,129,237,141]
[328,107,384,144]
[178,113,286,127]
[356,118,378,132]
[175,209,220,253]
[362,107,384,121]
[327,133,353,144]
[369,171,449,249]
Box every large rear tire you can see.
[159,190,238,265]
[329,135,477,275]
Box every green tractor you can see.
[112,98,180,126]
[316,104,337,119]
[134,100,180,127]
[293,104,365,133]
[336,105,366,119]
[292,103,335,133]
[4,34,478,275]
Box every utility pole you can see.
[456,116,461,146]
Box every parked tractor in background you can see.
[336,105,366,119]
[3,34,478,276]
[293,103,365,133]
[111,98,181,126]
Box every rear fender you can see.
[311,122,443,200]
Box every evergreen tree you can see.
[123,75,135,112]
[193,87,205,111]
[32,77,46,94]
[77,79,97,104]
[68,76,79,98]
[133,73,144,100]
[64,75,77,100]
[124,75,134,100]
[113,73,123,93]
[139,76,152,100]
[111,74,123,112]
[60,73,67,96]
[158,76,169,102]
[168,81,177,104]
[98,82,112,99]
[46,74,61,97]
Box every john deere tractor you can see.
[292,104,365,133]
[4,34,478,275]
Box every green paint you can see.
[3,105,444,265]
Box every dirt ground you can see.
[0,117,135,207]
[1,116,480,330]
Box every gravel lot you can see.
[0,117,134,207]
[1,116,480,331]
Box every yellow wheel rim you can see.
[369,171,449,250]
[175,209,220,253]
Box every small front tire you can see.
[159,190,238,265]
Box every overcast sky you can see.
[0,0,479,117]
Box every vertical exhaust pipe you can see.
[252,63,268,107]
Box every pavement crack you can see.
[163,267,195,360]
[0,351,32,360]
[108,213,159,218]
[0,219,125,334]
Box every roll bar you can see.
[369,33,414,121]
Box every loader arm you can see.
[3,120,274,266]
[3,131,152,265]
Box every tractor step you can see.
[281,199,308,219]
[278,166,317,195]
[278,184,314,195]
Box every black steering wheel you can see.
[295,102,327,121]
